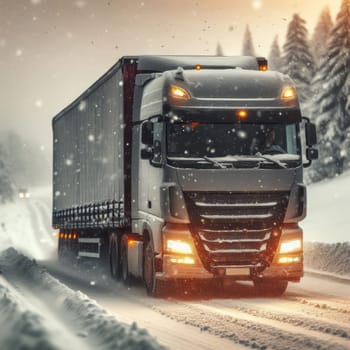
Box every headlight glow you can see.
[279,239,302,254]
[166,239,192,254]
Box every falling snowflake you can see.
[35,99,43,108]
[75,1,86,8]
[252,0,262,10]
[88,134,95,142]
[15,49,23,57]
[78,100,87,111]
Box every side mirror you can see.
[306,148,318,160]
[304,147,319,168]
[141,121,154,145]
[305,122,317,147]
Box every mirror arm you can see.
[303,159,312,168]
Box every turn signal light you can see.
[169,85,190,100]
[236,109,248,119]
[128,239,136,246]
[195,64,201,71]
[259,64,268,71]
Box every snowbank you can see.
[0,248,166,350]
[0,281,59,350]
[304,242,350,278]
[303,170,350,243]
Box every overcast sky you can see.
[0,0,342,148]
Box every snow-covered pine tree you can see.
[311,7,333,64]
[241,25,255,56]
[216,42,224,56]
[283,14,314,106]
[310,0,350,180]
[0,143,14,203]
[268,36,283,71]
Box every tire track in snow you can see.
[200,298,350,342]
[151,301,349,350]
[286,296,350,321]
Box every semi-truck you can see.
[52,55,318,297]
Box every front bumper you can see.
[157,224,304,282]
[156,253,303,282]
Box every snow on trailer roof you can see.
[52,55,264,125]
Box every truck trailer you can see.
[52,55,318,296]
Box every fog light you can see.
[278,256,301,264]
[279,239,302,254]
[166,239,192,254]
[170,256,195,265]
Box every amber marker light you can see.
[128,239,136,246]
[281,86,297,100]
[259,64,268,71]
[169,85,190,100]
[195,64,201,71]
[236,109,248,119]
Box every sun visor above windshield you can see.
[163,69,302,123]
[165,108,302,124]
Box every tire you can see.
[109,234,120,280]
[143,238,168,297]
[120,236,130,285]
[253,279,288,297]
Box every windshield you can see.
[167,122,301,167]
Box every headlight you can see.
[166,239,193,254]
[279,239,302,254]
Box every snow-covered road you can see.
[1,183,350,349]
[1,248,349,350]
[43,258,350,350]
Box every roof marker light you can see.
[169,85,190,100]
[236,110,248,119]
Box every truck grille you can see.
[183,191,289,271]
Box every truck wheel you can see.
[143,239,167,297]
[120,236,130,285]
[253,279,288,297]
[109,234,120,280]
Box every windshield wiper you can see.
[203,156,227,169]
[255,152,287,169]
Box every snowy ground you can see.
[302,170,350,243]
[0,175,350,349]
